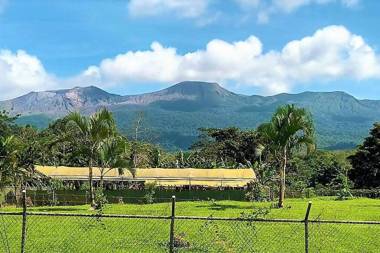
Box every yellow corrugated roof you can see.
[36,166,255,187]
[36,166,255,178]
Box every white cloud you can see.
[79,25,380,95]
[0,50,57,100]
[236,0,360,23]
[1,25,378,99]
[127,0,211,19]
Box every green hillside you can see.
[4,82,380,151]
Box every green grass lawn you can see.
[3,196,380,220]
[0,197,379,252]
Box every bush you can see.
[144,182,157,204]
[336,188,353,201]
[245,181,269,202]
[49,179,65,191]
[94,188,108,211]
[303,188,316,198]
[336,179,353,201]
[80,182,90,191]
[350,188,380,198]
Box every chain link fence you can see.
[0,194,379,252]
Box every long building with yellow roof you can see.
[36,166,255,187]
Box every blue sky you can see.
[0,0,379,99]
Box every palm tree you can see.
[98,136,135,188]
[0,135,37,206]
[258,104,315,208]
[66,108,116,207]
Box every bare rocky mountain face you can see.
[1,81,380,150]
[0,86,122,116]
[0,81,239,115]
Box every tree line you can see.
[0,104,379,208]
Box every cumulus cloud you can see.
[127,0,211,19]
[236,0,360,23]
[1,25,379,99]
[0,50,57,100]
[79,25,380,94]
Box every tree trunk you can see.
[14,183,19,207]
[14,177,24,207]
[89,158,95,207]
[278,150,287,208]
[100,170,104,190]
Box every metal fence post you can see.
[21,189,27,253]
[304,201,312,253]
[52,189,55,206]
[169,195,176,253]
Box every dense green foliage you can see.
[288,151,351,191]
[257,104,315,207]
[348,123,380,188]
[0,112,42,204]
[190,127,262,168]
[1,105,379,209]
[9,83,380,151]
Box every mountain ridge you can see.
[1,81,379,150]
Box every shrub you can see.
[94,188,108,211]
[336,177,353,201]
[80,182,90,191]
[144,182,157,204]
[245,181,269,202]
[303,188,316,198]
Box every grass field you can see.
[1,197,379,252]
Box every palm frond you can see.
[65,112,90,135]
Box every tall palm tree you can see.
[98,136,135,188]
[258,104,315,208]
[66,108,116,207]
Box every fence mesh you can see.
[0,214,22,253]
[309,221,380,253]
[174,218,304,252]
[0,212,379,253]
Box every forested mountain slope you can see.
[1,81,379,150]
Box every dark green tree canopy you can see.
[191,127,261,166]
[0,110,19,137]
[348,123,380,188]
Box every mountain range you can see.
[1,81,379,150]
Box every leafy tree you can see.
[0,110,18,137]
[66,108,116,207]
[38,118,87,166]
[0,133,39,205]
[0,112,41,205]
[288,151,350,191]
[0,136,18,188]
[348,123,380,188]
[191,127,262,167]
[98,136,134,188]
[258,104,315,208]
